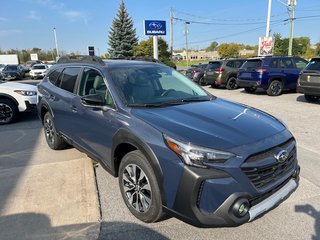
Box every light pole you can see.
[53,27,60,59]
[288,0,296,56]
[185,21,190,66]
[266,0,272,37]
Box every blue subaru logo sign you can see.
[144,20,166,36]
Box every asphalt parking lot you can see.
[1,80,320,239]
[96,87,320,240]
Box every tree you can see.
[273,33,311,57]
[133,37,175,68]
[205,41,218,52]
[217,43,239,58]
[108,1,138,58]
[315,42,320,56]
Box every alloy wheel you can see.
[44,117,55,145]
[0,103,13,124]
[122,164,152,213]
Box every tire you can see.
[244,87,256,93]
[199,77,207,86]
[0,99,19,124]
[43,112,67,150]
[267,80,283,96]
[304,94,320,103]
[226,76,238,90]
[119,150,163,223]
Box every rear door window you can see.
[48,68,63,86]
[60,67,81,93]
[241,60,262,69]
[279,58,295,68]
[269,59,278,68]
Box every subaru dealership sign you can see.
[144,20,166,35]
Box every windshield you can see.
[305,59,320,71]
[108,64,211,106]
[4,65,18,71]
[33,65,46,70]
[207,62,222,71]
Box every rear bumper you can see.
[236,79,262,88]
[204,74,223,85]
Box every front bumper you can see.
[297,86,320,96]
[167,164,299,227]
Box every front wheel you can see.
[199,77,207,86]
[119,150,163,223]
[304,94,320,103]
[226,77,238,90]
[0,99,18,124]
[43,112,67,150]
[267,80,283,96]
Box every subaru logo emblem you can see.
[149,22,162,30]
[274,150,289,163]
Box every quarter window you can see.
[48,69,63,86]
[60,67,81,93]
[293,59,308,69]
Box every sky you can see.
[1,0,320,54]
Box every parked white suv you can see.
[29,64,48,79]
[0,80,37,124]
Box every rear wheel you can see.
[199,77,207,86]
[226,77,238,90]
[304,94,320,103]
[0,99,18,125]
[43,112,67,150]
[244,87,256,93]
[119,150,163,223]
[267,80,283,96]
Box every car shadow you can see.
[238,88,298,96]
[296,95,320,104]
[99,221,169,240]
[295,204,320,240]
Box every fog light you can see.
[233,198,250,217]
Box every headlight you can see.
[14,90,37,96]
[164,134,235,168]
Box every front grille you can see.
[241,139,296,190]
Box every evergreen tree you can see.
[108,1,138,58]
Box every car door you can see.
[279,58,300,89]
[69,67,120,168]
[50,67,82,138]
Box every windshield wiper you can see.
[128,98,210,108]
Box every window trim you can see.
[77,66,117,110]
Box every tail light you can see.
[214,68,225,73]
[255,68,267,74]
[193,69,200,73]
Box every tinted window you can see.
[279,58,294,68]
[48,68,63,86]
[5,65,18,71]
[305,59,320,71]
[293,58,308,69]
[60,67,81,93]
[269,59,278,68]
[207,62,222,71]
[242,60,262,69]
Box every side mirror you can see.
[81,94,108,110]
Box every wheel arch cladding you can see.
[112,129,166,205]
[0,94,19,107]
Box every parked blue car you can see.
[237,56,308,96]
[37,56,300,227]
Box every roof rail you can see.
[109,56,161,63]
[57,55,105,65]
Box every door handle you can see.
[70,105,77,113]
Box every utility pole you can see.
[170,7,173,60]
[266,0,272,37]
[185,21,190,66]
[53,27,60,59]
[288,0,296,56]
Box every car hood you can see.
[131,98,285,149]
[1,82,37,91]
